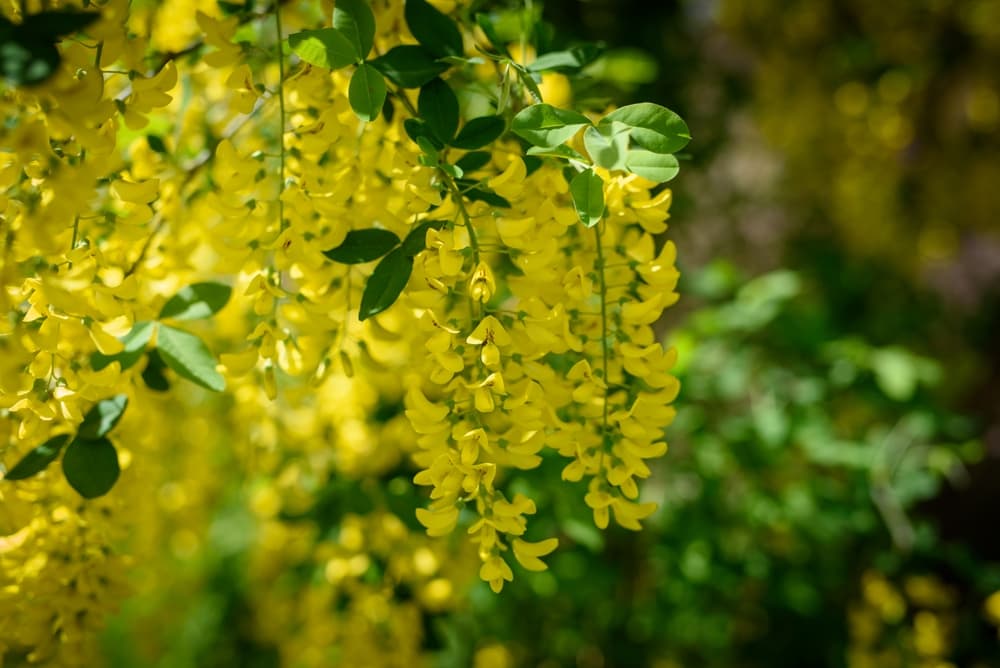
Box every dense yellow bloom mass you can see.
[0,0,683,662]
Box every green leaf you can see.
[415,136,441,165]
[511,103,591,147]
[78,394,128,441]
[359,248,413,321]
[287,28,357,70]
[333,0,376,60]
[1,32,59,86]
[91,321,155,371]
[418,78,459,144]
[602,102,690,154]
[0,10,99,86]
[401,220,447,256]
[455,151,492,173]
[527,44,602,73]
[583,123,629,171]
[473,13,510,57]
[405,0,464,58]
[4,435,70,481]
[451,116,505,150]
[514,66,544,104]
[142,349,171,392]
[403,117,444,150]
[146,134,168,154]
[526,144,587,161]
[440,162,463,179]
[156,324,226,391]
[370,45,448,88]
[625,149,680,183]
[62,436,120,499]
[570,168,604,227]
[349,62,387,122]
[323,228,401,264]
[159,282,232,320]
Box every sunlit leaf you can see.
[583,124,629,171]
[625,149,680,183]
[602,102,690,154]
[511,103,591,147]
[156,325,226,392]
[287,28,357,70]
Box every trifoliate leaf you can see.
[583,123,629,171]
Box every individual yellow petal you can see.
[416,506,460,537]
[467,315,511,346]
[479,555,514,583]
[89,324,124,355]
[611,499,657,531]
[111,178,160,204]
[512,537,559,571]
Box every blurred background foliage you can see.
[102,0,1000,665]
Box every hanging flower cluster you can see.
[0,0,688,661]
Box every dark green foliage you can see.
[323,228,401,264]
[0,9,98,85]
[370,45,449,88]
[405,0,464,58]
[359,248,413,321]
[3,435,70,480]
[62,436,120,499]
